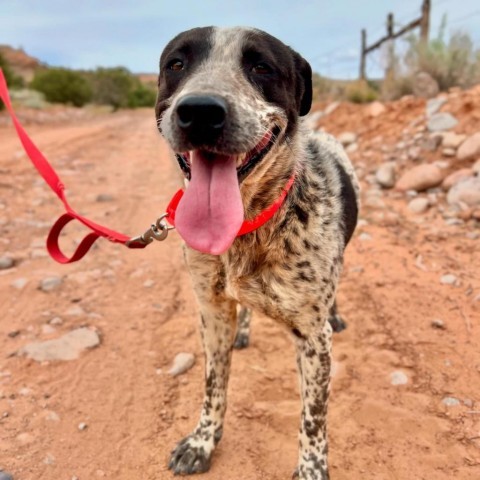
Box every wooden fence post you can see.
[420,0,431,44]
[360,29,367,80]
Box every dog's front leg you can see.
[293,320,332,480]
[169,253,236,475]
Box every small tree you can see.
[90,67,136,110]
[30,68,92,107]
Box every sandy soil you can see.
[0,103,479,480]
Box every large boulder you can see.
[396,164,444,192]
[447,177,480,207]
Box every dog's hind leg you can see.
[233,306,252,349]
[169,253,236,475]
[293,320,332,480]
[327,299,347,333]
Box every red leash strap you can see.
[0,68,146,263]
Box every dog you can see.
[155,26,359,480]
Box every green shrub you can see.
[30,68,92,107]
[0,53,24,110]
[127,83,157,108]
[345,80,379,103]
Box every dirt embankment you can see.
[0,87,479,480]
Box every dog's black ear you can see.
[293,52,312,117]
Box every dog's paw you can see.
[233,331,249,349]
[168,435,212,475]
[328,314,347,333]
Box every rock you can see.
[442,148,456,157]
[39,276,62,292]
[457,132,480,161]
[0,256,14,270]
[95,193,115,202]
[473,159,480,175]
[447,177,480,207]
[19,328,100,362]
[431,319,445,329]
[390,371,408,386]
[408,197,430,214]
[338,132,357,147]
[413,72,439,99]
[346,142,358,154]
[78,422,88,431]
[0,471,14,480]
[442,397,460,407]
[41,324,56,335]
[45,411,60,422]
[396,164,444,192]
[442,132,466,150]
[324,102,340,115]
[442,169,473,190]
[408,146,422,161]
[427,113,458,132]
[440,274,457,286]
[143,279,155,288]
[11,278,28,290]
[366,101,386,117]
[375,162,396,188]
[426,97,447,117]
[168,352,195,376]
[358,232,372,241]
[422,135,442,152]
[49,317,63,326]
[65,305,85,316]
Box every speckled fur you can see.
[157,27,359,480]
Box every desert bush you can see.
[30,68,92,107]
[345,80,379,103]
[89,67,156,110]
[0,53,24,110]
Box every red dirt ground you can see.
[0,97,479,480]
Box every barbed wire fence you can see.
[308,0,480,82]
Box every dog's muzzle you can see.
[175,95,227,146]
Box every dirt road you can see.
[0,107,479,480]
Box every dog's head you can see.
[155,27,312,255]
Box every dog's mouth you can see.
[173,125,280,256]
[175,125,281,182]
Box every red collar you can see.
[165,172,296,237]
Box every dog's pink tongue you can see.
[175,150,244,255]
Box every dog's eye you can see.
[168,60,184,72]
[251,63,272,75]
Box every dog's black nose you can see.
[176,95,227,141]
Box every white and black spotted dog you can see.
[155,26,359,480]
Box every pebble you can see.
[0,256,14,270]
[408,197,430,214]
[442,396,460,407]
[96,193,115,202]
[0,471,14,480]
[168,352,195,376]
[358,232,372,241]
[431,319,445,329]
[366,101,386,117]
[338,132,357,147]
[440,274,457,286]
[457,132,480,161]
[143,279,155,288]
[442,148,456,157]
[39,276,63,292]
[427,112,458,132]
[390,371,408,386]
[396,164,444,192]
[65,305,86,316]
[19,328,100,362]
[41,324,56,335]
[45,411,60,422]
[78,422,88,431]
[11,278,28,290]
[43,453,55,465]
[375,162,396,188]
[49,317,63,326]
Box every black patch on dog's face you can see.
[241,29,312,137]
[155,27,214,124]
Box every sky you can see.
[1,0,479,79]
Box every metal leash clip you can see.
[126,213,175,247]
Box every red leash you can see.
[0,68,295,264]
